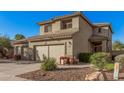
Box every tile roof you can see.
[13,29,78,44]
[38,12,92,26]
[13,39,28,45]
[93,23,111,27]
[89,34,108,42]
[28,29,78,42]
[93,23,113,33]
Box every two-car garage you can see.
[35,44,65,64]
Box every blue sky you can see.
[0,11,124,43]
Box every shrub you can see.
[105,63,114,71]
[115,54,124,64]
[115,54,124,70]
[78,53,93,63]
[90,52,111,70]
[41,55,57,71]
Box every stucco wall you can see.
[29,39,73,57]
[52,21,61,32]
[94,27,112,52]
[39,17,79,35]
[94,27,112,39]
[102,40,107,52]
[108,28,112,51]
[112,50,124,56]
[72,17,79,30]
[73,16,93,57]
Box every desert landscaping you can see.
[17,66,114,81]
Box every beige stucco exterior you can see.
[73,16,93,57]
[13,12,113,62]
[40,16,79,35]
[93,26,112,52]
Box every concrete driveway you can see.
[0,63,41,81]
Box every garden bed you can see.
[17,67,113,81]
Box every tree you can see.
[0,35,12,49]
[15,34,25,40]
[112,41,124,50]
[0,35,13,58]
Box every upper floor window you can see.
[61,19,72,29]
[44,24,52,32]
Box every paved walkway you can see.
[0,63,41,81]
[58,64,91,69]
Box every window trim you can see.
[44,24,52,32]
[61,19,72,29]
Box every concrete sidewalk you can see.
[58,64,91,69]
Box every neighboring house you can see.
[13,12,113,63]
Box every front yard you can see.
[16,52,116,81]
[1,52,124,81]
[17,67,113,81]
[16,67,94,81]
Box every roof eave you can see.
[28,36,72,42]
[93,24,113,34]
[37,12,92,26]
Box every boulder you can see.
[85,71,105,81]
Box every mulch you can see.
[17,68,94,81]
[17,67,114,81]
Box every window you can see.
[44,24,52,32]
[61,19,72,29]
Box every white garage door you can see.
[49,45,65,63]
[35,45,65,63]
[35,46,48,61]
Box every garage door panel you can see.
[36,46,48,61]
[35,45,65,63]
[49,45,65,64]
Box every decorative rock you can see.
[85,71,105,81]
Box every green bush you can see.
[78,53,93,63]
[90,52,111,70]
[115,54,124,70]
[105,63,114,71]
[115,54,124,64]
[41,55,57,71]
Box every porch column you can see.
[66,41,73,56]
[14,46,17,55]
[21,46,24,59]
[102,40,107,52]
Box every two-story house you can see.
[13,12,113,63]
